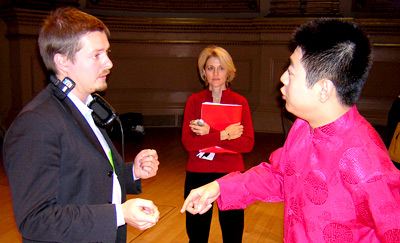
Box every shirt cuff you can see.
[115,204,126,227]
[132,166,139,181]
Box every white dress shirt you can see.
[67,92,125,227]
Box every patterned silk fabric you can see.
[217,106,400,242]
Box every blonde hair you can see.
[197,45,236,86]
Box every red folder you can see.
[200,102,242,154]
[200,146,238,154]
[201,102,242,131]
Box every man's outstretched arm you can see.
[180,181,220,215]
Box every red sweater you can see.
[182,88,254,173]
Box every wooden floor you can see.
[0,127,285,243]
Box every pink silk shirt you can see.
[217,106,400,242]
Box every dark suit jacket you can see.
[3,84,141,242]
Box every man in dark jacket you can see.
[3,7,160,242]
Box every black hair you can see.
[294,18,372,106]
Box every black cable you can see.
[115,116,125,162]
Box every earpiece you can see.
[88,93,118,128]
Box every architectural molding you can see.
[85,0,260,13]
[1,8,399,37]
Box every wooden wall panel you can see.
[1,8,399,132]
[86,0,261,13]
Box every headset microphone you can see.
[88,93,118,128]
[49,74,126,160]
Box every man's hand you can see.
[134,149,159,179]
[180,181,220,215]
[121,198,159,230]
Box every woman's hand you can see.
[189,121,210,136]
[221,122,243,140]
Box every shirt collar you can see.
[206,87,230,99]
[67,92,93,116]
[313,105,358,138]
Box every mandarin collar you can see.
[312,105,358,138]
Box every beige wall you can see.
[0,9,399,133]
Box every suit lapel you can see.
[100,128,123,175]
[100,126,127,201]
[66,99,108,158]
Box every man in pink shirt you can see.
[181,18,400,242]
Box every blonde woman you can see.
[182,46,254,242]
